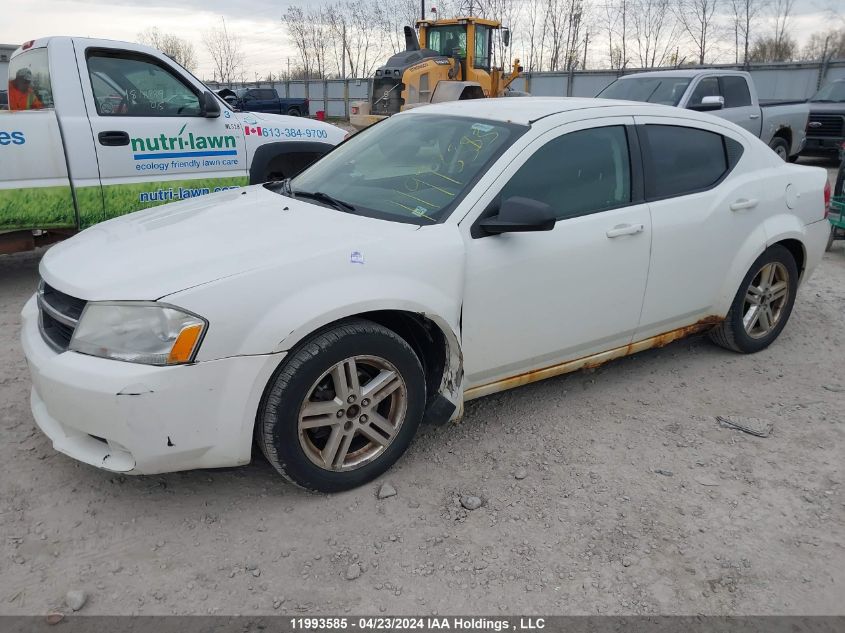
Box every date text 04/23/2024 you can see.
[290,618,547,631]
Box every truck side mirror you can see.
[502,29,511,47]
[690,95,724,112]
[201,91,221,118]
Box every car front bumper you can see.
[21,295,282,475]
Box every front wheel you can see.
[255,319,426,492]
[709,245,799,353]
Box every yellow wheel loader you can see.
[350,16,523,130]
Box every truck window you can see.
[474,25,491,70]
[427,26,467,58]
[7,48,53,111]
[719,76,752,108]
[86,51,201,117]
[688,77,720,106]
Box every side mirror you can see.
[502,29,511,47]
[689,95,724,111]
[478,197,556,235]
[201,91,221,118]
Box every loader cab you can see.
[418,17,499,73]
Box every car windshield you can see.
[285,113,524,225]
[598,77,692,106]
[811,81,845,102]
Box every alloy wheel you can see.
[298,355,408,472]
[742,261,790,339]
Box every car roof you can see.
[403,97,675,125]
[615,69,749,78]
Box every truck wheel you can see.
[286,107,301,117]
[255,319,426,492]
[826,226,836,252]
[708,245,798,354]
[769,137,789,161]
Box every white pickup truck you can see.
[597,69,809,161]
[0,37,346,254]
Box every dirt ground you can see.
[0,162,843,617]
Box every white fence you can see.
[208,58,845,118]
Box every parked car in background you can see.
[21,98,829,492]
[219,87,309,117]
[0,90,8,110]
[0,37,345,255]
[801,78,845,160]
[597,70,809,161]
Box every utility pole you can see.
[341,23,347,79]
[421,0,425,20]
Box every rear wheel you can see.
[286,107,301,117]
[709,245,798,353]
[256,319,425,492]
[769,137,789,161]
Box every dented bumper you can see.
[21,295,281,475]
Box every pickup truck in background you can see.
[0,37,346,255]
[597,70,809,161]
[218,87,309,117]
[801,78,845,159]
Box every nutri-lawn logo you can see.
[131,124,237,160]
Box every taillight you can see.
[824,180,831,219]
[21,40,34,50]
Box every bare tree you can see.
[748,35,796,62]
[202,18,244,83]
[631,0,680,68]
[730,0,763,65]
[138,28,198,70]
[673,0,719,64]
[772,0,796,54]
[599,0,631,69]
[801,28,845,61]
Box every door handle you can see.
[749,114,760,119]
[729,198,759,211]
[98,131,130,146]
[606,223,644,238]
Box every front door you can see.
[75,43,248,227]
[461,118,652,391]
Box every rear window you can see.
[598,76,692,106]
[7,48,53,110]
[641,125,742,199]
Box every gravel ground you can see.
[0,162,842,617]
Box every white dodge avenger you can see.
[22,98,831,492]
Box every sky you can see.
[1,0,842,80]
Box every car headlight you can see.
[69,302,207,366]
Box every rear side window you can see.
[7,48,53,110]
[641,125,741,199]
[720,76,752,108]
[500,125,632,220]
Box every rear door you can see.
[632,116,760,339]
[75,42,248,227]
[1,46,76,231]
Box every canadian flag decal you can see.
[245,126,263,136]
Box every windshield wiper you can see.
[263,177,293,195]
[292,190,357,213]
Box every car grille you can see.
[37,281,87,352]
[807,114,844,138]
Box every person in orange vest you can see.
[8,68,44,111]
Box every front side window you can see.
[8,48,53,111]
[720,76,752,108]
[474,25,491,69]
[287,114,523,225]
[642,125,732,199]
[688,77,720,106]
[499,126,632,221]
[87,52,201,117]
[427,26,467,58]
[598,77,692,106]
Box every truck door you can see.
[75,44,248,227]
[716,76,760,136]
[0,47,76,234]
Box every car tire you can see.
[286,107,301,117]
[769,137,789,161]
[255,319,425,492]
[709,245,798,354]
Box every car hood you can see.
[40,185,418,301]
[808,102,845,114]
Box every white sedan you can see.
[21,98,831,492]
